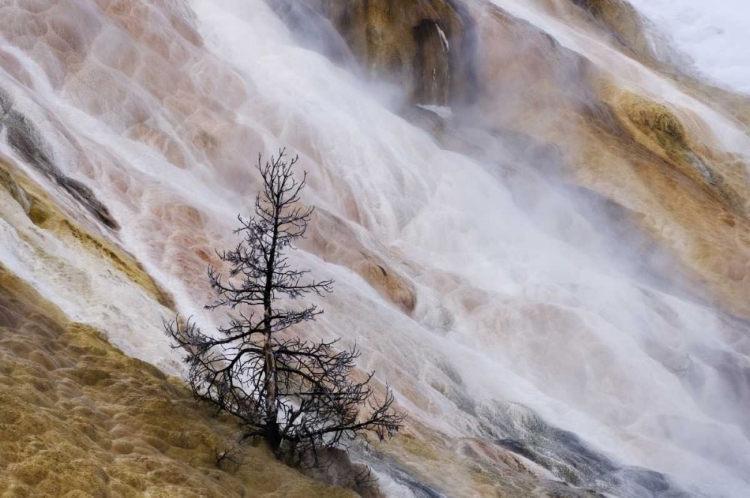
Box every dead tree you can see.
[166,149,402,463]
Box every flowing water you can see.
[0,0,748,496]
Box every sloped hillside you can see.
[0,263,351,497]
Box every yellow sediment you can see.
[0,263,352,497]
[377,419,546,497]
[0,159,175,309]
[463,6,750,319]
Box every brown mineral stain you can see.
[0,264,352,497]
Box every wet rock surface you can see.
[0,0,749,496]
[287,0,479,106]
[0,91,119,230]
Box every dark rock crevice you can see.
[0,90,119,230]
[412,19,451,105]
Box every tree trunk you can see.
[263,201,281,454]
[263,326,280,452]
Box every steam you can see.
[627,0,750,95]
[487,0,750,156]
[0,0,748,496]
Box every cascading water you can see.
[0,0,748,496]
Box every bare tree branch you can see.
[165,149,403,470]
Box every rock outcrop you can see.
[568,0,656,59]
[342,0,750,319]
[291,0,478,106]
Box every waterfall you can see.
[0,0,748,496]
